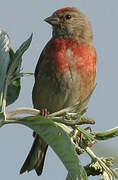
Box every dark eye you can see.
[65,14,71,20]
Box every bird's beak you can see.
[44,15,59,25]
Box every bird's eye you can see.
[65,14,71,20]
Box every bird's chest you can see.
[48,39,96,83]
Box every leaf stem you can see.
[11,72,34,82]
[1,77,9,115]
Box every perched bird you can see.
[20,7,97,176]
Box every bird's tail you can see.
[20,134,48,176]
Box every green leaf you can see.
[15,33,33,58]
[81,168,88,180]
[0,112,5,120]
[95,127,118,140]
[19,115,87,180]
[8,33,33,76]
[0,29,10,98]
[0,112,6,127]
[6,34,33,106]
[66,170,88,180]
[4,48,21,106]
[6,79,21,106]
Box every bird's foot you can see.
[41,108,50,116]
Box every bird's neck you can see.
[52,27,93,43]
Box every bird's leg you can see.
[41,108,50,116]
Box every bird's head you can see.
[44,7,93,42]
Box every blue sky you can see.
[0,1,118,180]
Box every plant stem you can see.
[1,78,9,115]
[6,108,40,118]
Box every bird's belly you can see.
[32,70,94,113]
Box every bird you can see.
[20,6,97,176]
